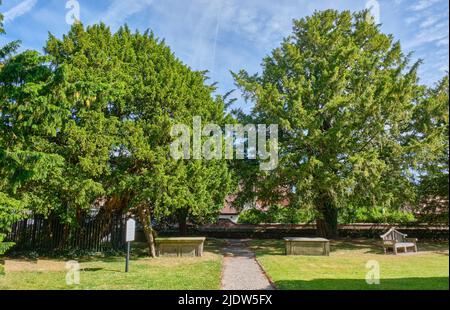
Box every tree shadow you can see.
[204,238,230,255]
[81,267,104,272]
[77,242,150,262]
[275,277,449,290]
[250,240,285,256]
[129,239,229,257]
[80,267,122,273]
[416,242,449,253]
[251,239,449,257]
[129,242,151,258]
[77,256,124,263]
[250,239,383,256]
[330,239,384,254]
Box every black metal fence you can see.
[5,213,128,253]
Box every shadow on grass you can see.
[251,240,285,256]
[129,239,228,257]
[77,255,125,263]
[337,239,450,255]
[77,242,150,263]
[81,267,123,273]
[82,238,228,262]
[275,277,449,290]
[417,242,450,253]
[204,238,231,255]
[250,239,384,256]
[81,267,104,272]
[330,239,384,254]
[5,238,227,265]
[251,239,449,257]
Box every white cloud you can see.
[405,0,449,85]
[410,0,442,11]
[2,0,38,23]
[404,21,448,49]
[403,0,448,50]
[405,15,420,25]
[101,0,154,28]
[436,38,449,47]
[419,12,447,28]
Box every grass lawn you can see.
[0,239,225,290]
[251,239,449,290]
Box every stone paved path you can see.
[221,239,274,290]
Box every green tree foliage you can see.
[1,21,234,255]
[0,5,26,253]
[338,204,415,224]
[0,3,19,64]
[233,10,447,237]
[238,205,314,225]
[237,203,415,225]
[0,45,98,226]
[414,76,449,223]
[0,193,23,254]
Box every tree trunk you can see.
[177,210,188,236]
[316,199,338,239]
[137,205,156,258]
[94,195,130,243]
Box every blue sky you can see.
[1,0,448,112]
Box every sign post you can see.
[125,218,136,273]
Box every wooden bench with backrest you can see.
[380,228,418,255]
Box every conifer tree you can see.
[233,10,448,237]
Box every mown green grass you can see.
[2,238,448,290]
[251,239,449,290]
[0,240,224,290]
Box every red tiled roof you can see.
[221,195,240,215]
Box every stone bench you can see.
[284,237,330,256]
[155,237,206,257]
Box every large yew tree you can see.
[45,23,234,251]
[1,6,28,252]
[1,21,234,255]
[233,10,447,238]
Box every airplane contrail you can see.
[2,0,38,23]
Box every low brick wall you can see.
[158,223,449,240]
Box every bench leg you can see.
[394,246,397,255]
